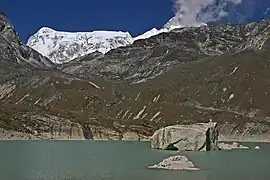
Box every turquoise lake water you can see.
[0,141,269,180]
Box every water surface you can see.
[0,141,269,180]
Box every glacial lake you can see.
[0,141,269,180]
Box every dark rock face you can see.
[0,11,20,44]
[1,12,270,140]
[0,12,55,70]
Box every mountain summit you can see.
[27,27,134,64]
[26,18,205,64]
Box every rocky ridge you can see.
[61,20,270,84]
[0,12,54,70]
[26,17,185,64]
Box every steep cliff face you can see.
[0,11,20,43]
[1,12,270,140]
[0,12,55,70]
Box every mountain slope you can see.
[0,12,55,70]
[27,27,134,64]
[2,40,270,141]
[1,12,270,140]
[62,21,269,84]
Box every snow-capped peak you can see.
[134,28,161,41]
[27,27,134,64]
[37,27,56,34]
[134,16,208,42]
[27,17,208,64]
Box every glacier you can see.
[27,27,134,64]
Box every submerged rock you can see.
[150,122,219,151]
[148,155,200,171]
[122,132,140,141]
[218,142,249,150]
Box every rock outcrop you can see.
[218,142,249,150]
[150,122,219,151]
[0,128,39,140]
[0,112,148,140]
[148,155,200,171]
[0,11,55,69]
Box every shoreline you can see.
[1,128,270,143]
[0,139,150,142]
[218,135,270,143]
[0,139,270,143]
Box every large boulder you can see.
[150,122,219,151]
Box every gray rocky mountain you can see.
[0,11,55,70]
[61,20,270,84]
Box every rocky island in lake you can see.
[148,122,253,170]
[149,155,200,171]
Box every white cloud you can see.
[170,0,243,26]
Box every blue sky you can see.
[2,0,270,43]
[2,0,174,42]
